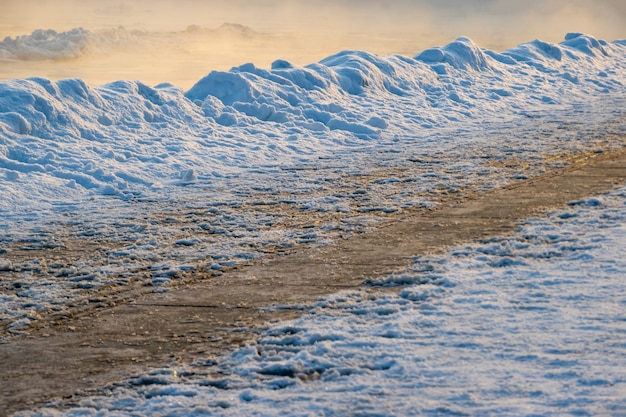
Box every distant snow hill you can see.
[0,24,259,61]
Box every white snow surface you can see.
[1,32,624,213]
[16,184,626,416]
[1,33,626,333]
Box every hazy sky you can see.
[1,0,624,87]
[1,0,625,45]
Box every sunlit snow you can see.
[1,28,626,416]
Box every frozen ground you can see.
[16,181,626,416]
[1,33,625,335]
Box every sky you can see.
[0,0,625,87]
[1,0,625,44]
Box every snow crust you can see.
[17,186,626,416]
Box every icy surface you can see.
[17,185,626,416]
[1,33,625,332]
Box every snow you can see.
[2,33,624,213]
[1,30,626,413]
[1,32,625,334]
[15,184,626,417]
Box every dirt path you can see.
[2,147,626,416]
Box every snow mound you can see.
[0,33,625,212]
[0,77,204,202]
[498,33,613,74]
[562,32,610,57]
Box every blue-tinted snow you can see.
[1,33,626,333]
[18,184,626,417]
[1,27,626,416]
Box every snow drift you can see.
[0,33,625,212]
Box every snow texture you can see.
[2,27,626,416]
[16,185,626,416]
[1,33,624,212]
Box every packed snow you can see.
[1,33,625,335]
[16,184,626,416]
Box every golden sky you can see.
[1,0,624,87]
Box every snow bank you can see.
[0,33,624,212]
[0,77,206,204]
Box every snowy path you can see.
[1,115,625,336]
[3,146,626,416]
[2,33,626,334]
[1,32,626,415]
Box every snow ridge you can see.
[0,33,625,212]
